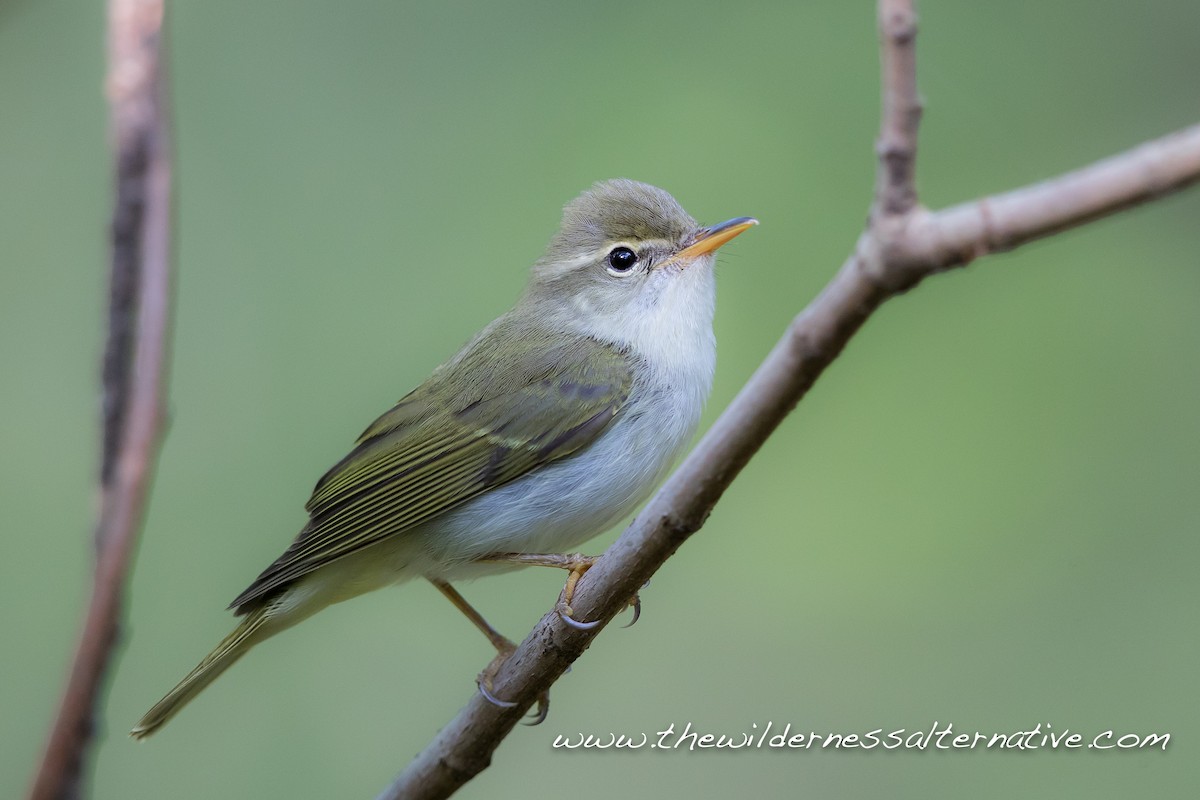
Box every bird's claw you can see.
[476,642,550,723]
[556,591,641,630]
[476,642,519,709]
[477,680,518,709]
[621,593,642,628]
[522,694,551,726]
[557,603,602,630]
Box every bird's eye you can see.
[606,247,638,274]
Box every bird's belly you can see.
[412,396,700,581]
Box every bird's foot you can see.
[557,590,641,630]
[430,578,550,723]
[476,639,550,725]
[479,552,643,630]
[554,553,600,629]
[551,555,642,630]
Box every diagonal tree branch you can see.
[377,2,1200,798]
[28,2,172,799]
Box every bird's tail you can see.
[130,604,272,739]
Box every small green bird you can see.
[132,179,755,737]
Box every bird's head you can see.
[523,178,756,359]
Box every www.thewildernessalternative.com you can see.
[551,722,1170,753]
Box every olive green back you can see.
[229,317,633,612]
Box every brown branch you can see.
[377,3,1200,798]
[874,0,922,217]
[28,2,172,798]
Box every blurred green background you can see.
[3,1,1198,798]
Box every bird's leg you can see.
[479,552,641,630]
[430,578,513,652]
[429,578,549,724]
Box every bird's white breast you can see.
[414,261,717,579]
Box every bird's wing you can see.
[229,324,633,612]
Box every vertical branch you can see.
[28,2,172,799]
[873,0,922,217]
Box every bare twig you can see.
[28,2,172,798]
[378,2,1200,798]
[874,0,922,217]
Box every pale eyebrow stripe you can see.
[546,239,677,275]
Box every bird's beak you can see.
[665,217,759,268]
